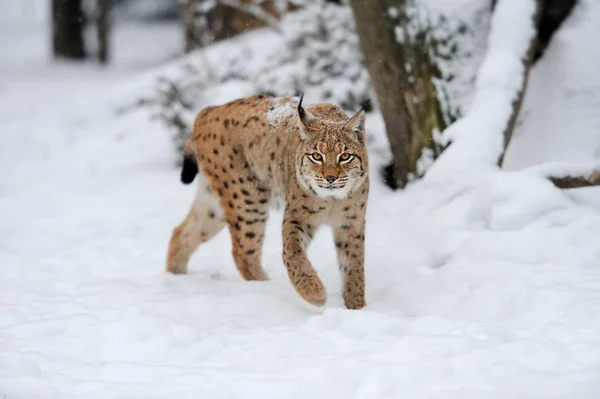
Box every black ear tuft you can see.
[181,154,198,184]
[360,98,371,112]
[297,92,306,122]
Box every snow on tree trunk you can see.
[497,3,541,167]
[424,0,596,190]
[499,0,577,166]
[425,0,539,183]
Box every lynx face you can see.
[296,122,367,199]
[295,104,368,199]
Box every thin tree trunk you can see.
[52,0,86,60]
[179,0,201,52]
[349,0,447,189]
[97,0,110,64]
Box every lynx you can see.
[166,94,369,309]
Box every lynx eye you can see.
[309,152,323,162]
[339,152,353,162]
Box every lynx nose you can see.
[325,175,337,184]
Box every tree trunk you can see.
[179,0,201,52]
[349,0,447,189]
[52,0,86,60]
[96,0,110,64]
[208,4,236,42]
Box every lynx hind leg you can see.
[167,174,226,274]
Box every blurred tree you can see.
[179,0,204,52]
[179,0,289,53]
[52,0,86,59]
[51,0,114,63]
[97,0,111,64]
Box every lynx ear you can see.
[345,102,367,143]
[296,93,316,140]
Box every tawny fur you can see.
[167,94,369,309]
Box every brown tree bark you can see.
[51,0,86,60]
[349,0,447,189]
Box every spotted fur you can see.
[166,94,369,309]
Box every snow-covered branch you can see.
[523,162,600,189]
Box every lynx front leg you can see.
[334,222,366,310]
[222,182,272,281]
[227,213,269,281]
[282,211,326,306]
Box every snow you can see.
[2,2,600,398]
[266,97,297,125]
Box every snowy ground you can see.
[2,1,600,398]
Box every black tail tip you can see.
[181,154,198,184]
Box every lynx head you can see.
[294,95,369,199]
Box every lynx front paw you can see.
[295,273,327,307]
[166,262,187,275]
[245,267,269,281]
[343,278,366,309]
[343,293,366,310]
